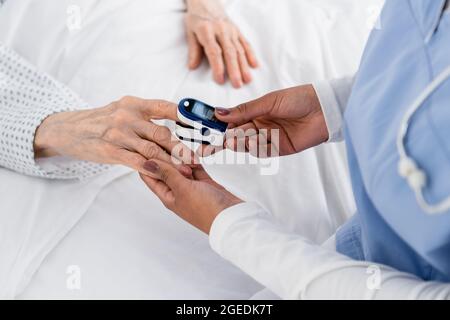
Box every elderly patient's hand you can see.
[34,96,195,176]
[185,0,258,88]
[140,160,242,234]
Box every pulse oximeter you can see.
[176,98,228,146]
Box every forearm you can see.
[210,203,450,300]
[0,43,109,179]
[34,109,99,159]
[34,112,72,159]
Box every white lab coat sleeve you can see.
[313,77,355,143]
[0,42,110,180]
[209,202,450,300]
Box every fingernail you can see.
[144,161,159,174]
[215,75,225,84]
[244,73,252,84]
[216,108,230,116]
[180,165,192,176]
[231,79,243,88]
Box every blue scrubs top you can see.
[336,0,450,281]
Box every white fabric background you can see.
[0,0,381,299]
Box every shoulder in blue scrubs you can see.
[336,0,450,281]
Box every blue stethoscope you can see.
[397,66,450,215]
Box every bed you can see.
[0,0,382,299]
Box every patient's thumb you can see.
[143,160,186,189]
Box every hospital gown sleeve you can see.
[313,77,354,142]
[0,42,110,179]
[209,202,450,300]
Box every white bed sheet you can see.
[0,0,381,299]
[19,172,264,299]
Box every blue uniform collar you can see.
[408,0,447,42]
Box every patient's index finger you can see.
[196,144,223,158]
[134,122,197,165]
[142,100,178,121]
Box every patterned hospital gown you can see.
[0,3,109,179]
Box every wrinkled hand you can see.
[140,160,242,234]
[199,85,329,157]
[34,96,196,175]
[185,0,258,88]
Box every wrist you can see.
[311,81,344,143]
[186,0,205,6]
[186,0,226,19]
[187,0,223,8]
[34,112,71,158]
[305,84,330,143]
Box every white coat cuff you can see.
[209,202,266,255]
[313,80,345,143]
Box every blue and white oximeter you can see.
[176,98,228,146]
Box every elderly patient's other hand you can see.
[185,0,258,88]
[34,97,196,176]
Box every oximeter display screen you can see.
[179,98,228,132]
[191,101,219,123]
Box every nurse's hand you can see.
[140,159,242,234]
[34,96,195,176]
[203,85,329,157]
[185,0,258,88]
